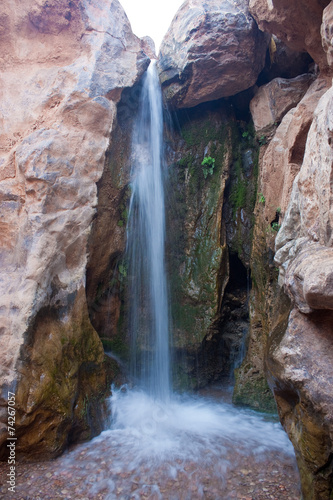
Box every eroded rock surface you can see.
[267,309,333,500]
[272,83,333,498]
[250,74,314,133]
[322,2,333,69]
[0,0,149,458]
[255,77,330,229]
[249,0,331,71]
[158,0,269,108]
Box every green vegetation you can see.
[181,118,221,147]
[117,186,131,228]
[101,335,129,360]
[230,157,247,214]
[258,134,267,146]
[258,193,266,204]
[271,222,281,232]
[118,262,127,280]
[201,156,215,178]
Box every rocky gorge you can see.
[0,0,333,499]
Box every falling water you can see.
[127,60,170,401]
[5,61,300,500]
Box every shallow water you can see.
[0,387,301,499]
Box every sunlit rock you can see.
[255,77,330,232]
[321,1,333,70]
[272,83,333,498]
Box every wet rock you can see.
[158,0,269,108]
[165,103,233,388]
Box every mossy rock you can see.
[233,368,277,413]
[11,288,110,460]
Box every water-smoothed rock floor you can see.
[0,388,301,500]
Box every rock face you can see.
[263,65,333,500]
[250,73,314,133]
[275,84,333,292]
[165,105,232,388]
[249,0,331,72]
[268,308,333,500]
[235,3,333,495]
[158,0,269,108]
[322,2,333,69]
[0,0,149,458]
[256,77,331,226]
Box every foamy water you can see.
[51,387,297,499]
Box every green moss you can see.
[101,335,129,361]
[181,118,221,147]
[233,369,277,413]
[167,113,230,355]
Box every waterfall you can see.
[72,61,298,500]
[127,60,170,401]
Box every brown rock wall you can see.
[0,0,149,458]
[249,0,330,72]
[250,73,314,133]
[158,0,269,108]
[255,77,330,232]
[272,80,333,499]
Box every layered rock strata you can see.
[0,0,149,458]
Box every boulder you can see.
[249,0,331,72]
[158,0,269,108]
[250,74,314,133]
[267,308,333,500]
[0,0,149,458]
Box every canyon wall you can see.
[0,0,149,459]
[1,1,333,497]
[159,0,333,497]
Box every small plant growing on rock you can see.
[201,156,215,179]
[271,222,281,232]
[258,193,265,204]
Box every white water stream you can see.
[50,387,297,499]
[126,61,170,401]
[5,61,300,500]
[98,61,298,498]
